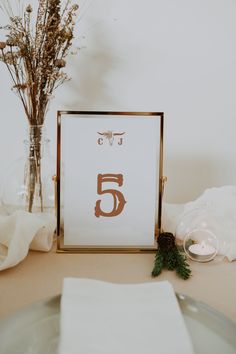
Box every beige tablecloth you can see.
[0,243,235,321]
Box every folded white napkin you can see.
[163,185,236,261]
[0,211,56,271]
[59,278,194,354]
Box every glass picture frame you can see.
[56,111,164,252]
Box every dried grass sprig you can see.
[0,0,79,212]
[0,0,79,125]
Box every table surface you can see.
[0,243,235,321]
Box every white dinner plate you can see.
[0,294,236,354]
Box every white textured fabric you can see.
[0,211,56,271]
[59,278,194,354]
[163,185,236,261]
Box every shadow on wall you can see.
[164,156,229,204]
[59,26,120,110]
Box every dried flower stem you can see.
[0,0,79,211]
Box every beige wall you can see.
[0,0,235,203]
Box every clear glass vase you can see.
[1,125,55,214]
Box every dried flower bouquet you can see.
[0,0,79,212]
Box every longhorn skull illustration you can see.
[97,131,125,145]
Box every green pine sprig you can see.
[175,250,191,280]
[151,232,192,280]
[152,249,164,277]
[165,250,177,270]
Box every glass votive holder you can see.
[183,228,219,262]
[175,206,221,262]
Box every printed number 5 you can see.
[95,174,126,218]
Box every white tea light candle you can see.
[188,241,217,262]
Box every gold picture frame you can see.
[56,111,164,253]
